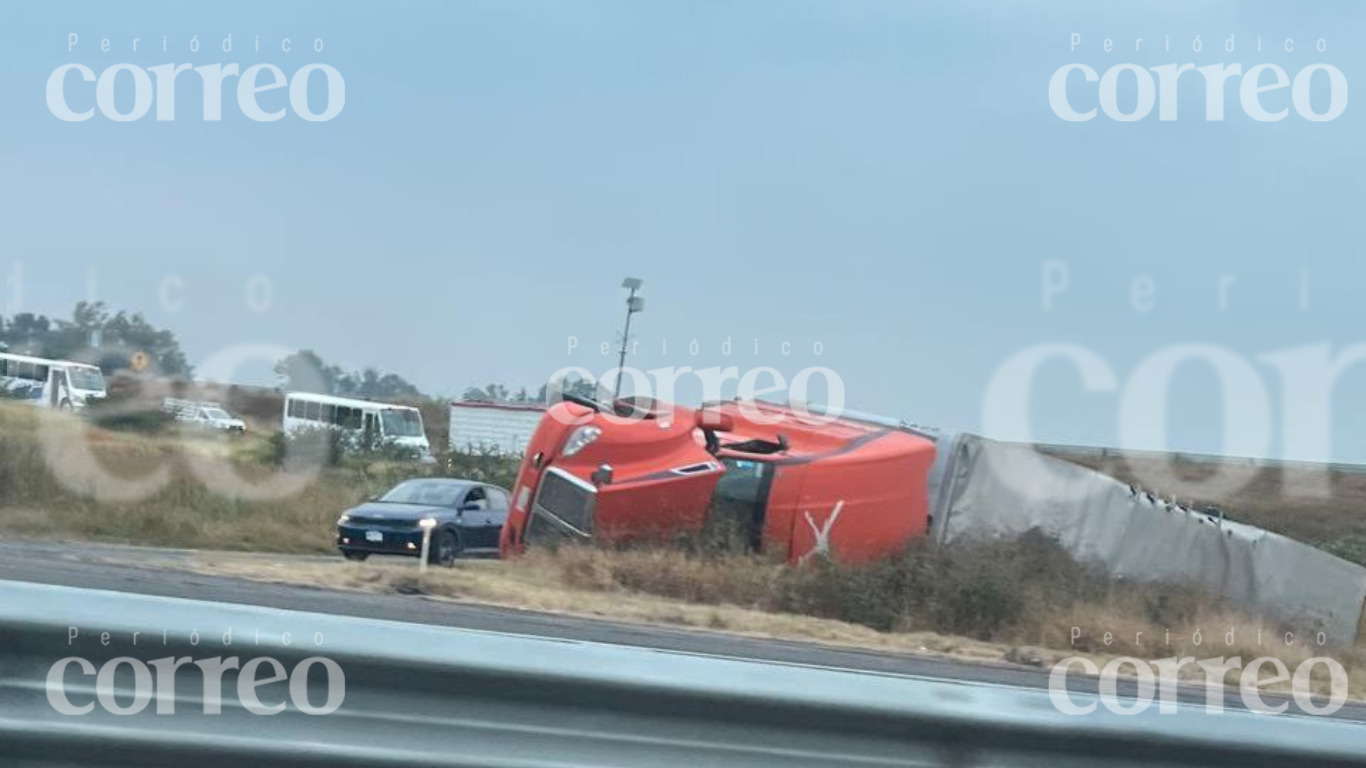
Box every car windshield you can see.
[204,408,232,420]
[380,408,424,437]
[68,367,105,392]
[379,480,465,507]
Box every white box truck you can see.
[448,401,546,455]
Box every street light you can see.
[614,278,644,400]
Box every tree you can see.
[274,349,345,394]
[0,301,191,376]
[463,376,598,404]
[462,383,512,402]
[71,300,108,331]
[536,375,599,402]
[274,351,424,399]
[98,304,191,375]
[340,367,422,399]
[6,313,51,343]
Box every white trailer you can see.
[448,401,546,455]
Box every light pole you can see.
[418,517,437,575]
[614,277,644,400]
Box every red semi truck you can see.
[500,397,937,564]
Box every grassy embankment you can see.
[1048,447,1366,565]
[0,401,511,552]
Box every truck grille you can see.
[528,470,595,542]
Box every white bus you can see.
[282,392,434,462]
[0,352,107,409]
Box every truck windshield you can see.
[380,409,424,437]
[68,367,105,392]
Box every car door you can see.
[459,486,504,550]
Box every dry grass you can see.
[1050,448,1366,556]
[0,402,443,553]
[186,551,1012,661]
[170,545,1366,699]
[543,541,1366,698]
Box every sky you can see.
[2,0,1365,462]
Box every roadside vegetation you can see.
[542,533,1366,674]
[186,541,1365,699]
[1050,448,1366,567]
[0,401,513,553]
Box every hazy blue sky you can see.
[2,1,1365,461]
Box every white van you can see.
[0,353,107,409]
[282,391,434,462]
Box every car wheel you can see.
[341,550,370,562]
[431,529,460,567]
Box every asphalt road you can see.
[1,538,1363,723]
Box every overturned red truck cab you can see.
[500,397,937,564]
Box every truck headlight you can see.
[561,426,601,457]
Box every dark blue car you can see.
[336,478,510,565]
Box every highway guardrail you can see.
[0,579,1363,767]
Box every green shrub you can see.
[270,428,348,468]
[441,448,520,489]
[552,528,1221,643]
[267,427,458,469]
[1320,535,1366,567]
[84,395,175,433]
